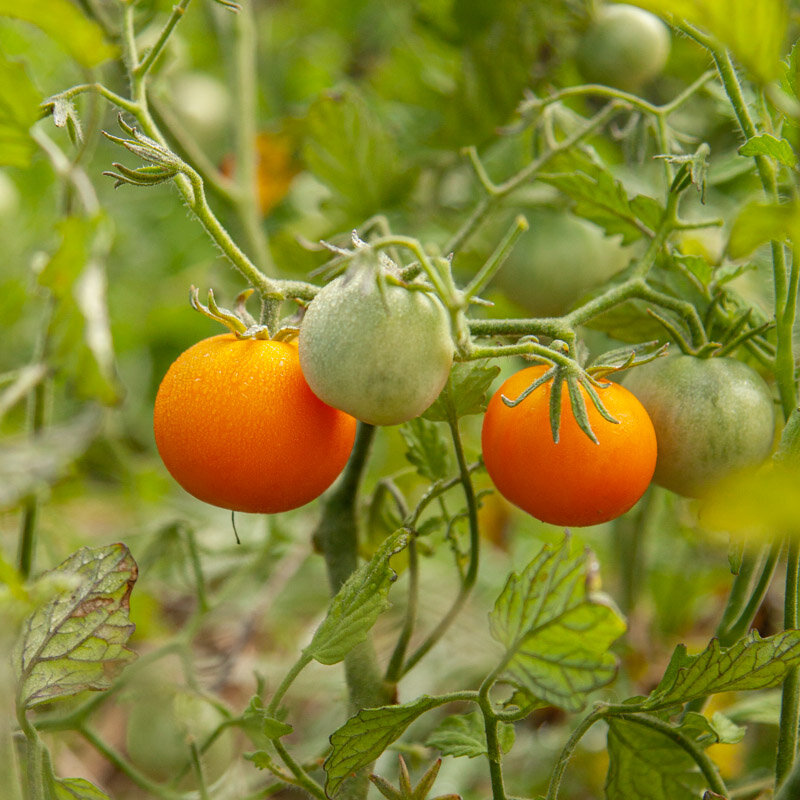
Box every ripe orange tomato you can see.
[154,334,357,513]
[481,365,657,527]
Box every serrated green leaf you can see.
[0,0,117,68]
[14,544,138,709]
[739,134,797,168]
[423,360,500,422]
[489,537,626,712]
[540,150,664,244]
[0,412,101,510]
[324,695,446,797]
[53,777,111,800]
[425,711,514,759]
[727,201,800,259]
[305,530,407,665]
[400,417,451,482]
[630,0,787,83]
[643,630,800,711]
[606,717,709,800]
[303,88,414,219]
[0,50,40,168]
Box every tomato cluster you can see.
[154,275,775,527]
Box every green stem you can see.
[272,740,327,800]
[17,352,49,579]
[545,706,608,800]
[385,531,419,684]
[266,654,313,717]
[312,423,389,800]
[718,540,781,646]
[446,101,623,255]
[777,537,800,785]
[776,751,800,800]
[233,1,273,275]
[700,39,796,414]
[479,697,508,800]
[183,526,210,614]
[520,69,715,120]
[399,411,480,677]
[78,725,183,800]
[134,0,192,79]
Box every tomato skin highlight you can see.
[481,365,657,527]
[622,355,775,497]
[153,334,357,513]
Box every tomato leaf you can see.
[0,50,41,168]
[606,716,711,800]
[629,0,787,83]
[739,134,797,169]
[540,150,664,244]
[0,412,101,510]
[642,631,800,711]
[14,544,138,709]
[304,530,407,666]
[37,217,121,405]
[324,695,447,797]
[423,361,500,422]
[303,88,414,219]
[727,201,800,259]
[400,417,451,482]
[53,777,111,800]
[425,711,514,759]
[0,0,117,68]
[488,536,626,712]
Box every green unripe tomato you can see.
[577,4,670,92]
[494,209,628,317]
[623,355,775,497]
[298,267,454,426]
[125,689,234,784]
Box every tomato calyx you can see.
[189,285,275,340]
[501,358,617,446]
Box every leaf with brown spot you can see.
[14,543,138,709]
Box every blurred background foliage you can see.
[0,0,788,798]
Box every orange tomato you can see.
[481,365,656,527]
[154,334,357,513]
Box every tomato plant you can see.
[153,333,357,512]
[622,354,775,497]
[481,365,657,526]
[7,2,800,800]
[576,3,671,92]
[298,264,454,426]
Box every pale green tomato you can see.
[298,268,454,426]
[623,355,775,497]
[577,4,671,92]
[126,689,234,784]
[494,208,628,317]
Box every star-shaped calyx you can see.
[369,755,461,800]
